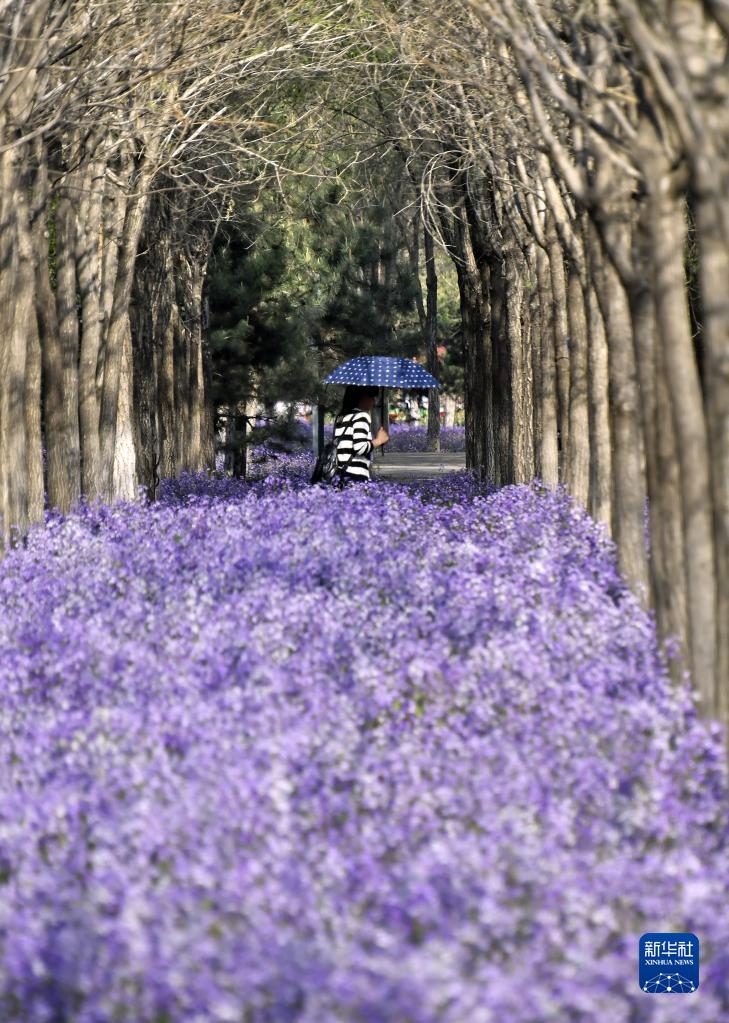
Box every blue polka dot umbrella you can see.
[324,356,439,389]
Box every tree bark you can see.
[200,291,215,471]
[528,253,543,480]
[669,0,729,720]
[506,245,533,483]
[590,228,650,597]
[653,339,689,674]
[98,145,157,503]
[18,165,44,526]
[449,195,494,479]
[53,183,82,508]
[642,174,713,700]
[111,321,137,501]
[173,274,190,473]
[547,225,570,480]
[77,158,106,499]
[566,263,590,506]
[692,175,727,716]
[130,246,159,496]
[180,240,211,472]
[0,139,29,545]
[585,274,612,530]
[536,246,559,487]
[490,253,509,486]
[159,302,178,480]
[423,216,440,453]
[32,147,79,515]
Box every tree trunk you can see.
[173,280,189,473]
[232,401,250,478]
[224,404,237,476]
[566,263,590,506]
[628,259,659,616]
[547,228,570,480]
[112,322,137,501]
[490,253,509,486]
[77,158,106,499]
[536,246,559,487]
[692,174,728,717]
[98,148,156,503]
[451,203,494,478]
[528,254,543,481]
[669,0,729,721]
[182,245,210,472]
[15,157,44,527]
[590,229,650,597]
[98,165,126,398]
[159,302,177,480]
[130,252,159,496]
[200,291,215,471]
[641,177,713,701]
[189,333,204,472]
[585,276,612,531]
[0,140,29,545]
[423,217,440,453]
[33,150,80,515]
[53,185,82,508]
[506,247,533,483]
[653,337,689,675]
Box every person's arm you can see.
[351,411,374,456]
[367,408,389,448]
[372,426,389,448]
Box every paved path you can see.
[371,450,466,480]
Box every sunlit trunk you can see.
[536,246,558,487]
[98,146,156,502]
[77,158,106,499]
[423,217,440,453]
[506,246,533,483]
[0,140,29,544]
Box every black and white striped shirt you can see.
[334,409,373,479]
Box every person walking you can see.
[334,386,389,483]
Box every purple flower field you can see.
[377,425,465,454]
[0,459,727,1022]
[328,424,466,454]
[293,422,466,454]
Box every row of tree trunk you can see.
[392,0,728,727]
[0,123,215,547]
[0,0,325,547]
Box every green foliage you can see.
[207,174,462,417]
[207,214,317,411]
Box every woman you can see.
[334,386,389,483]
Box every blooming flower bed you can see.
[0,470,726,1021]
[288,421,466,454]
[324,423,466,453]
[378,424,466,453]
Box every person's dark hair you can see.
[340,385,379,415]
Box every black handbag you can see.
[310,414,356,485]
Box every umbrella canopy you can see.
[324,356,439,389]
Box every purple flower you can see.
[0,472,725,1021]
